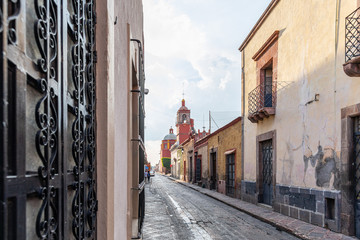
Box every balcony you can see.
[344,7,360,77]
[248,81,290,123]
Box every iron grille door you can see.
[262,140,273,205]
[354,116,360,238]
[225,154,235,197]
[195,157,201,182]
[210,152,216,190]
[0,0,98,239]
[189,156,192,182]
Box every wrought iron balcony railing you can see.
[248,81,291,123]
[345,7,360,62]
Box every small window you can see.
[263,66,273,107]
[182,114,187,123]
[325,198,335,220]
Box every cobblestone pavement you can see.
[175,179,356,240]
[142,174,299,240]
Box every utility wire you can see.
[210,114,219,129]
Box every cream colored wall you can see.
[96,0,115,239]
[177,149,184,180]
[183,139,194,181]
[96,0,144,239]
[171,148,176,176]
[196,144,209,180]
[242,1,359,190]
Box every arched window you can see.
[182,114,187,123]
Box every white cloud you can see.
[145,140,162,166]
[219,71,231,90]
[143,0,206,60]
[143,0,270,160]
[144,0,238,92]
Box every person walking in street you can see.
[145,171,148,183]
[147,171,151,183]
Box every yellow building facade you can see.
[240,0,360,236]
[207,117,242,198]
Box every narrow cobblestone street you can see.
[142,175,299,240]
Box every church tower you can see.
[176,99,194,144]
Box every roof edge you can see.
[238,0,280,52]
[209,116,242,138]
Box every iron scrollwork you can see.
[85,0,97,235]
[0,2,3,33]
[34,0,59,239]
[70,0,97,238]
[262,141,273,185]
[7,0,20,44]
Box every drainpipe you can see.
[241,49,245,191]
[334,0,340,148]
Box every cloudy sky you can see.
[144,0,270,165]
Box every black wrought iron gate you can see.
[354,116,360,238]
[262,140,273,205]
[1,0,98,239]
[225,153,235,197]
[195,157,201,182]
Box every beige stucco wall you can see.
[241,1,359,190]
[177,148,184,180]
[96,0,144,239]
[170,146,182,179]
[171,147,177,177]
[183,138,194,182]
[207,120,242,190]
[196,143,209,181]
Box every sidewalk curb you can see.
[163,175,353,240]
[174,181,306,239]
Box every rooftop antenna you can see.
[203,113,205,131]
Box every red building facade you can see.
[176,99,194,145]
[160,99,194,173]
[159,127,176,173]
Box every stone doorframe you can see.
[256,130,277,206]
[340,103,360,235]
[210,147,218,180]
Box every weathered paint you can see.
[183,138,194,182]
[241,0,360,191]
[207,118,242,197]
[303,144,340,189]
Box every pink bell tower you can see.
[176,99,194,144]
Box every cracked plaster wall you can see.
[242,0,359,191]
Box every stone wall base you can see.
[241,181,341,233]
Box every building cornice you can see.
[208,117,242,138]
[238,0,280,52]
[252,30,279,61]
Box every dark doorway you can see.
[226,153,235,197]
[184,161,186,181]
[261,139,273,205]
[196,156,202,182]
[210,152,217,190]
[354,116,360,238]
[189,156,193,182]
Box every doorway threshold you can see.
[258,203,273,210]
